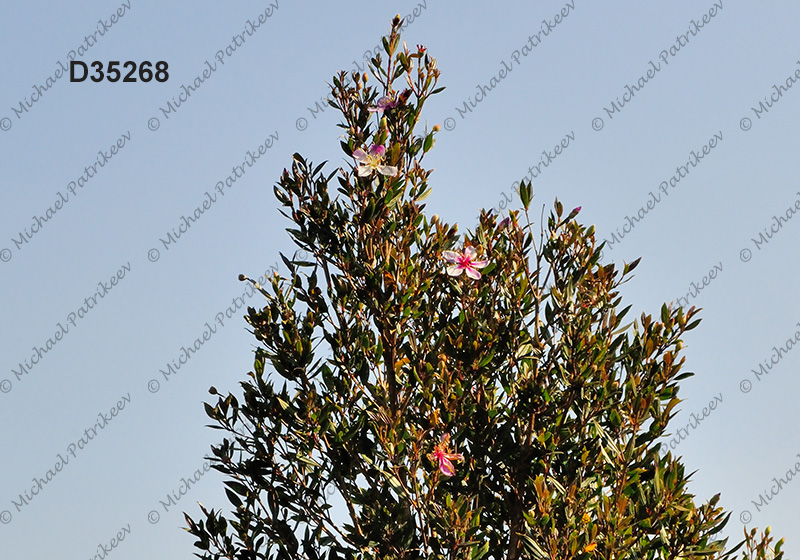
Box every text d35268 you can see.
[70,61,169,83]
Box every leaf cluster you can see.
[185,16,785,560]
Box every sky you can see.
[1,1,800,557]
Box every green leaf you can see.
[471,541,490,560]
[686,318,702,330]
[609,409,622,428]
[224,480,249,496]
[423,132,435,153]
[479,261,496,276]
[225,489,243,508]
[477,349,495,367]
[519,180,533,210]
[388,193,403,209]
[297,455,322,469]
[625,257,642,273]
[519,533,549,559]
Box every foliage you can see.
[185,16,785,560]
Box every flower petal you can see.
[463,246,477,260]
[378,165,398,177]
[439,457,455,476]
[470,259,489,269]
[446,264,464,276]
[377,96,394,108]
[352,149,368,163]
[357,166,372,177]
[442,251,460,263]
[369,144,386,156]
[465,267,482,280]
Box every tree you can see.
[185,16,785,560]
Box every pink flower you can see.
[428,434,464,476]
[442,246,489,280]
[352,144,398,177]
[368,96,398,115]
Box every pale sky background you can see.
[2,1,800,558]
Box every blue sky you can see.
[1,1,799,557]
